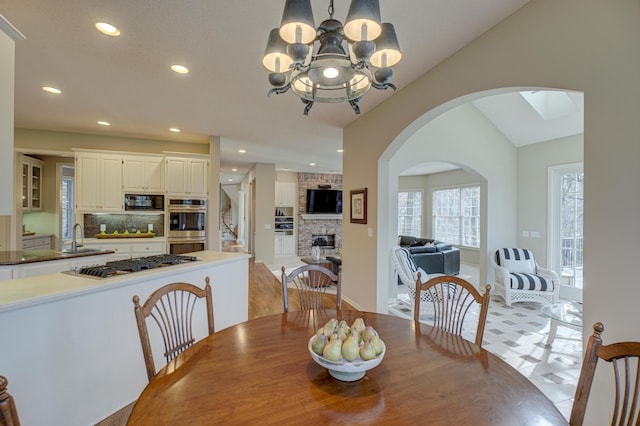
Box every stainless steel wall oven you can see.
[167,199,207,254]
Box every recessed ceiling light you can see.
[238,149,246,153]
[95,22,120,36]
[337,149,344,153]
[171,64,189,74]
[228,179,233,182]
[309,162,316,166]
[231,168,238,172]
[97,121,111,126]
[169,128,181,133]
[42,86,61,94]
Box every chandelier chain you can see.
[328,0,334,19]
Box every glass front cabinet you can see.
[22,156,43,211]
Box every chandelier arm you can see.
[267,83,291,97]
[303,101,314,115]
[371,81,397,91]
[349,100,361,115]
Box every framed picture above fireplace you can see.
[350,188,367,224]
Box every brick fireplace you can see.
[297,173,342,257]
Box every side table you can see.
[540,301,583,346]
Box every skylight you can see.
[519,90,578,120]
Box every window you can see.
[548,163,583,300]
[398,190,422,236]
[61,169,74,240]
[432,186,480,247]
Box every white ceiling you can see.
[3,0,583,184]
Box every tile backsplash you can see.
[83,214,164,237]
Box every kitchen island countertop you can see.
[0,249,115,265]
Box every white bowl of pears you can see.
[308,317,386,382]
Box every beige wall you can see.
[344,1,639,421]
[250,163,276,264]
[0,27,15,216]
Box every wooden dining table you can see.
[127,310,567,425]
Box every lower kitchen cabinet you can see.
[23,234,53,250]
[83,240,166,260]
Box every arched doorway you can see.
[376,87,583,313]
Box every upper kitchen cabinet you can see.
[165,156,209,198]
[123,155,165,194]
[275,181,296,206]
[22,155,43,211]
[75,151,123,211]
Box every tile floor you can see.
[388,264,582,421]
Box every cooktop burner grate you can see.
[75,254,198,279]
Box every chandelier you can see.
[262,0,402,115]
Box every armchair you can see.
[491,248,559,307]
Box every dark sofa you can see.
[398,235,460,276]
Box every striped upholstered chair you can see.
[491,248,559,307]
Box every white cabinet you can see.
[75,152,123,211]
[165,156,208,197]
[83,240,166,260]
[275,181,296,206]
[123,155,165,194]
[23,234,53,250]
[275,235,296,256]
[22,156,43,211]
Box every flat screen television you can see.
[306,189,342,214]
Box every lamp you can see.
[263,0,402,115]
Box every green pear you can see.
[338,320,349,331]
[337,327,349,342]
[311,333,328,355]
[370,335,384,355]
[363,325,378,341]
[351,317,366,334]
[359,341,376,361]
[342,335,360,361]
[323,338,343,361]
[323,318,338,336]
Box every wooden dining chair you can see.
[570,322,640,425]
[413,274,491,347]
[0,375,20,426]
[133,277,214,382]
[281,265,341,313]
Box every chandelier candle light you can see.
[263,0,402,115]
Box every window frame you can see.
[431,184,480,248]
[397,189,423,237]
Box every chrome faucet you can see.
[72,223,84,252]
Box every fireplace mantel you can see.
[301,214,342,220]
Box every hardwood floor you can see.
[98,244,350,425]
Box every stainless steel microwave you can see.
[124,194,164,211]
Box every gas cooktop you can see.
[65,254,199,279]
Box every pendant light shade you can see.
[370,23,401,68]
[263,28,294,73]
[279,0,316,44]
[344,0,382,41]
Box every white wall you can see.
[517,134,583,266]
[343,0,640,422]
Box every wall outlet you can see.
[148,224,153,232]
[531,231,541,238]
[100,224,106,232]
[522,230,530,237]
[264,224,271,230]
